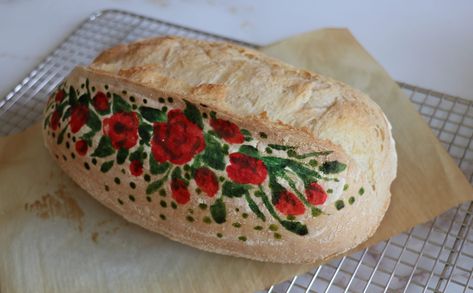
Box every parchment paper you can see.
[1,28,472,293]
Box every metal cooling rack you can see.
[1,9,472,293]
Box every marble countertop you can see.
[1,0,472,100]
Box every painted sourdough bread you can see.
[42,36,397,263]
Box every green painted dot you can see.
[105,185,110,192]
[235,208,240,212]
[171,202,178,209]
[144,174,151,182]
[129,182,136,189]
[286,215,296,221]
[195,188,202,194]
[184,173,191,180]
[122,90,127,95]
[65,142,70,149]
[238,236,247,242]
[335,200,345,210]
[259,132,267,139]
[142,152,147,159]
[244,137,252,142]
[167,97,174,103]
[242,213,249,219]
[121,169,126,174]
[146,196,152,202]
[129,96,135,102]
[52,133,56,138]
[309,159,318,167]
[287,149,297,157]
[67,133,71,138]
[348,197,355,205]
[160,200,167,208]
[269,224,279,231]
[265,147,273,154]
[343,184,349,191]
[186,216,195,222]
[132,104,138,110]
[128,195,135,202]
[159,189,166,197]
[254,226,263,231]
[219,176,225,182]
[216,233,223,238]
[274,233,282,239]
[162,106,168,112]
[91,86,96,92]
[91,158,97,165]
[327,189,333,194]
[117,198,124,205]
[160,214,166,220]
[222,144,229,154]
[198,203,208,210]
[143,99,148,104]
[359,187,365,196]
[183,164,190,171]
[202,113,208,119]
[104,85,109,90]
[80,84,85,88]
[311,207,322,217]
[114,177,121,184]
[334,178,340,182]
[158,97,165,103]
[203,216,212,224]
[188,208,194,214]
[72,137,76,142]
[232,222,241,228]
[84,162,90,170]
[106,92,111,98]
[62,155,67,161]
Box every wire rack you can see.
[1,9,472,293]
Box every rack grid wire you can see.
[1,9,472,293]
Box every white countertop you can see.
[1,0,472,101]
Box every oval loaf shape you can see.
[42,36,397,263]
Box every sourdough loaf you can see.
[42,36,397,263]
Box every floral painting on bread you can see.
[44,79,363,239]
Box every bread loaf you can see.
[42,36,397,263]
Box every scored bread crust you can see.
[42,36,397,263]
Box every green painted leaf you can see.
[222,181,249,198]
[267,144,295,151]
[138,123,153,144]
[238,145,260,158]
[146,179,164,195]
[129,146,144,161]
[100,161,114,173]
[210,198,226,224]
[150,154,169,175]
[183,100,203,129]
[171,167,182,179]
[81,130,96,147]
[240,129,252,137]
[280,220,308,236]
[69,86,77,106]
[288,160,322,183]
[91,136,114,158]
[268,176,286,205]
[139,106,166,123]
[244,192,266,221]
[112,94,131,113]
[56,127,67,145]
[201,133,225,170]
[87,110,101,131]
[116,148,129,165]
[319,161,347,174]
[78,93,90,105]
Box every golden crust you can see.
[42,36,397,263]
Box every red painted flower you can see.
[194,167,219,197]
[129,160,143,176]
[92,91,109,112]
[171,178,190,204]
[70,104,89,133]
[55,89,65,103]
[151,109,205,165]
[75,140,88,156]
[210,118,244,144]
[103,112,139,150]
[50,110,60,130]
[275,190,305,216]
[226,153,267,185]
[305,182,327,206]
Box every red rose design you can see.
[226,153,267,185]
[70,104,89,133]
[50,110,60,130]
[275,190,305,216]
[55,89,65,103]
[171,178,190,204]
[129,160,143,176]
[305,182,327,206]
[103,112,139,150]
[75,140,88,156]
[151,109,205,165]
[210,118,244,144]
[194,167,218,197]
[92,91,109,112]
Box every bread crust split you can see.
[42,36,397,263]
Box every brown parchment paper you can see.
[0,28,472,293]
